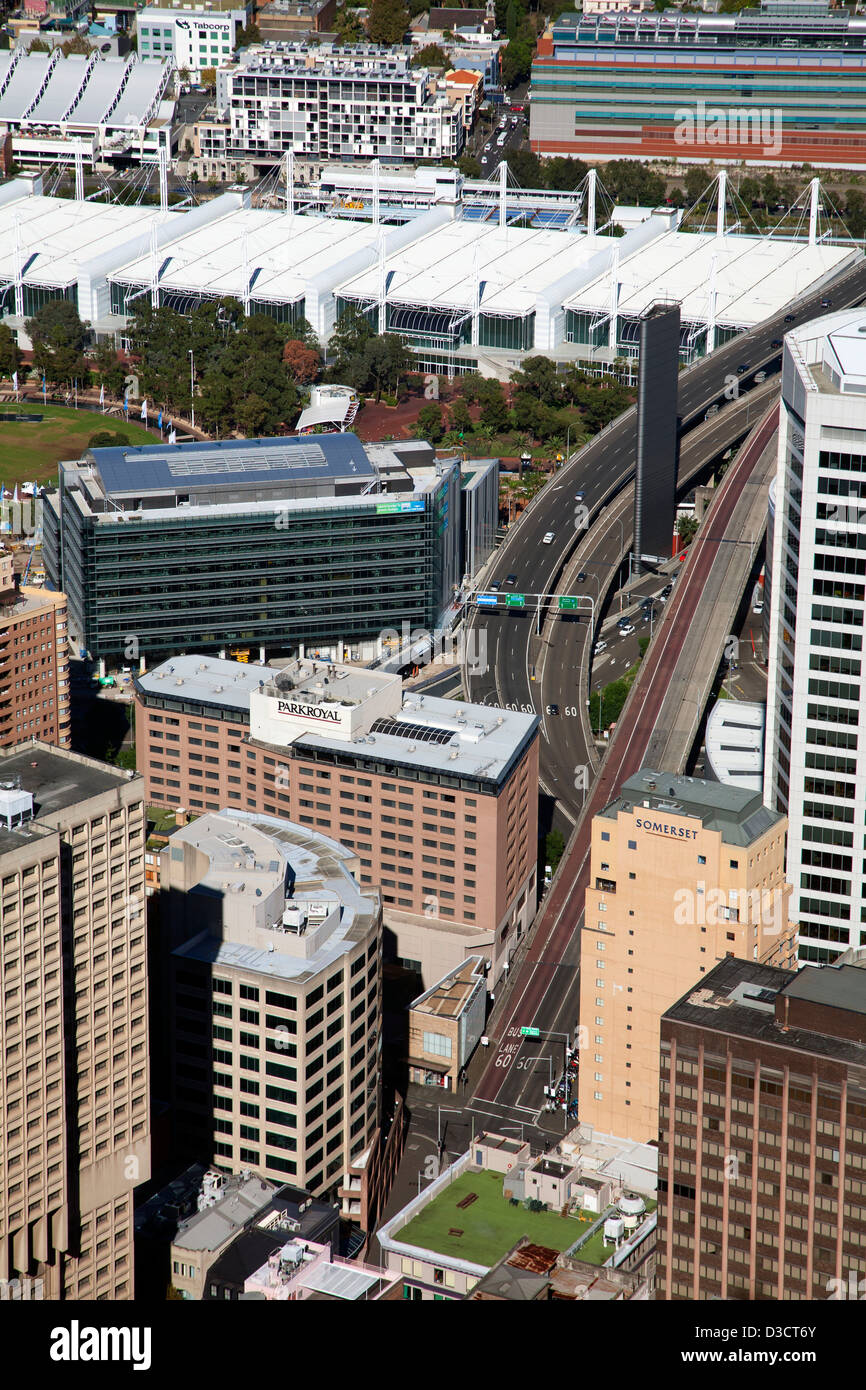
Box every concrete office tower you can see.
[160,810,381,1217]
[135,655,539,987]
[578,769,796,1144]
[657,952,866,1301]
[0,745,149,1300]
[634,303,680,570]
[765,309,866,965]
[0,561,71,749]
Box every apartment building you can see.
[0,578,71,751]
[657,952,866,1300]
[765,309,866,964]
[0,744,149,1300]
[135,654,539,986]
[159,808,381,1215]
[578,769,797,1144]
[215,43,463,170]
[407,956,486,1091]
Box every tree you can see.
[333,4,365,43]
[92,338,126,399]
[200,68,217,88]
[545,828,565,872]
[283,339,322,384]
[0,323,21,380]
[449,397,473,436]
[366,0,410,44]
[328,305,375,377]
[27,37,51,53]
[845,190,866,239]
[359,334,413,401]
[544,156,588,192]
[677,515,699,546]
[601,159,665,206]
[457,154,482,179]
[511,354,561,405]
[412,43,449,68]
[507,148,543,188]
[415,401,444,443]
[61,35,94,56]
[501,37,533,89]
[478,378,508,434]
[88,431,134,449]
[25,300,89,386]
[683,165,712,207]
[234,22,261,48]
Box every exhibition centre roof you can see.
[336,219,615,318]
[0,193,182,291]
[564,229,859,329]
[109,207,388,305]
[0,51,173,131]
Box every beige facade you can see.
[578,770,797,1144]
[161,811,381,1216]
[0,585,71,750]
[407,955,486,1091]
[0,744,149,1299]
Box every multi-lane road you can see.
[469,403,781,1131]
[462,258,866,1132]
[464,261,866,826]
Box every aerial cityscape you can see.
[0,0,864,1355]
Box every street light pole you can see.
[188,348,195,431]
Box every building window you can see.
[422,1031,452,1059]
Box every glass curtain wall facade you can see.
[45,493,458,664]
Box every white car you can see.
[594,641,608,655]
[542,531,555,544]
[619,623,635,636]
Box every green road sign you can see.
[559,595,579,611]
[506,593,525,608]
[520,1026,540,1038]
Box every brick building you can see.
[0,564,70,750]
[657,953,866,1300]
[134,654,539,987]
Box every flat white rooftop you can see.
[338,219,617,318]
[111,207,390,305]
[565,230,859,330]
[0,193,182,291]
[705,699,765,795]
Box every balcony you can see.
[595,877,616,894]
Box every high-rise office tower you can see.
[765,309,866,964]
[0,744,150,1299]
[657,952,866,1301]
[578,769,795,1143]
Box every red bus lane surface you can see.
[477,403,780,1101]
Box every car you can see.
[546,703,559,715]
[594,640,608,655]
[737,363,749,375]
[619,623,635,636]
[784,314,795,323]
[821,298,831,308]
[490,580,501,590]
[506,573,518,586]
[577,571,587,583]
[771,338,782,349]
[617,616,630,628]
[542,531,555,544]
[574,490,585,502]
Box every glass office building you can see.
[43,434,461,665]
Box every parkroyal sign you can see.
[276,700,342,723]
[634,817,698,841]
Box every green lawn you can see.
[0,404,153,489]
[399,1170,582,1267]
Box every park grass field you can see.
[0,404,153,490]
[398,1169,584,1267]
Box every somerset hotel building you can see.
[579,770,797,1144]
[135,655,539,987]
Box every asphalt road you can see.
[470,403,781,1124]
[463,261,866,835]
